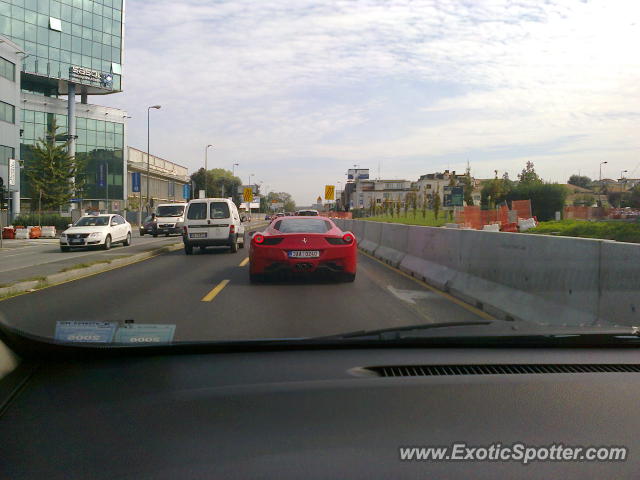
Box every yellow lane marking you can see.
[201,279,230,302]
[358,250,495,321]
[239,257,249,267]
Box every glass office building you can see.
[0,0,126,212]
[0,0,123,92]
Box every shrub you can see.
[12,213,71,230]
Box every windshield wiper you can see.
[311,322,640,344]
[315,321,497,341]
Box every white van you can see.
[182,198,245,254]
[145,202,187,237]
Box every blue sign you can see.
[97,163,106,187]
[132,172,141,193]
[182,183,190,199]
[55,321,117,343]
[114,324,176,344]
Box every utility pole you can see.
[146,105,161,217]
[205,144,213,196]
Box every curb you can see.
[0,242,183,300]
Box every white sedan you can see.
[60,214,132,252]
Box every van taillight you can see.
[230,225,235,234]
[183,226,188,234]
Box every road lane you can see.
[0,240,491,342]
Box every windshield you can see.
[1,0,639,351]
[274,219,332,233]
[157,206,185,217]
[74,216,110,227]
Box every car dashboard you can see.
[1,346,639,479]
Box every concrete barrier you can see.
[452,230,602,325]
[375,223,409,267]
[400,226,461,290]
[598,241,640,325]
[351,219,639,326]
[359,221,383,254]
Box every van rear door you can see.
[207,201,232,241]
[185,201,209,240]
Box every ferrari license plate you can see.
[288,250,320,258]
[189,232,207,239]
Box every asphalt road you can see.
[0,230,491,342]
[0,232,181,285]
[0,219,268,286]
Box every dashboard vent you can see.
[365,364,640,377]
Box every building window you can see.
[0,145,14,167]
[49,17,62,32]
[0,57,15,82]
[0,101,15,124]
[168,181,175,197]
[426,184,432,189]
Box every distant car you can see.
[296,209,319,216]
[60,214,132,251]
[139,214,156,236]
[249,216,356,283]
[264,214,271,220]
[276,212,285,217]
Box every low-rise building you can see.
[353,179,413,209]
[126,147,189,216]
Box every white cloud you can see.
[101,0,640,202]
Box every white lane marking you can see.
[387,285,436,305]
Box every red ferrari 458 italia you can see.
[249,216,357,283]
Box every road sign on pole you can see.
[443,186,464,207]
[182,183,190,200]
[325,185,335,200]
[131,172,141,192]
[8,158,16,186]
[243,187,254,203]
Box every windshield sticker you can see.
[114,324,176,344]
[55,321,117,343]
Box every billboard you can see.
[443,186,464,207]
[347,168,369,180]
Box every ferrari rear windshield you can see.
[274,219,332,233]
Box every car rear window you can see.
[274,219,332,233]
[187,203,207,220]
[210,202,230,219]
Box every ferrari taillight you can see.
[254,233,264,244]
[342,233,354,243]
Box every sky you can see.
[101,0,640,204]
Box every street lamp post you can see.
[204,144,213,197]
[231,163,239,203]
[599,161,608,205]
[143,105,161,225]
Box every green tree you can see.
[190,168,243,202]
[506,183,567,221]
[264,191,296,212]
[518,161,543,186]
[421,192,427,219]
[481,177,513,208]
[24,120,85,212]
[462,167,474,206]
[568,174,592,189]
[433,186,441,219]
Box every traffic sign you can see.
[243,187,254,202]
[182,183,190,199]
[325,185,335,200]
[131,172,141,192]
[8,158,16,186]
[317,196,322,204]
